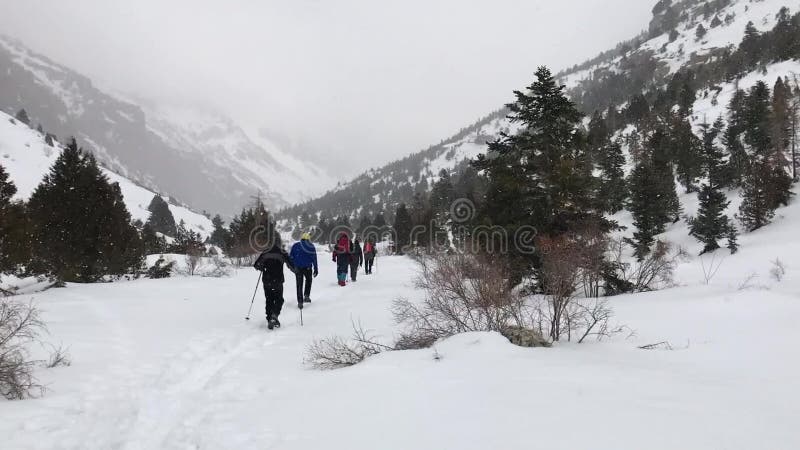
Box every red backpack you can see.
[337,235,350,253]
[364,242,374,254]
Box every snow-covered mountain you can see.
[283,0,800,222]
[0,35,333,217]
[0,109,214,238]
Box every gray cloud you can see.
[0,0,653,177]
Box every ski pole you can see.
[300,307,304,327]
[245,272,262,321]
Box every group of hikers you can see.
[253,232,379,329]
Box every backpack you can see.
[337,235,350,253]
[364,242,373,254]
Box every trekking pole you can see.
[300,307,304,326]
[245,272,262,321]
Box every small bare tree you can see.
[305,321,393,370]
[770,258,787,282]
[0,300,44,399]
[392,252,530,349]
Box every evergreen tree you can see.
[171,220,205,255]
[372,211,387,228]
[0,164,28,274]
[208,214,230,248]
[429,169,455,219]
[393,203,412,254]
[670,115,703,192]
[596,139,627,214]
[146,194,177,237]
[27,139,144,281]
[723,89,749,187]
[695,23,707,41]
[141,223,167,254]
[14,109,30,126]
[628,129,680,259]
[689,120,731,253]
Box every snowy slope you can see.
[0,35,336,216]
[0,111,213,237]
[286,0,800,222]
[2,216,800,448]
[142,104,335,206]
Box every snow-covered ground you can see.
[2,210,800,450]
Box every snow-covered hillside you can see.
[284,0,800,222]
[0,35,335,216]
[2,204,800,448]
[0,110,213,237]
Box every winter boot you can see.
[304,296,311,303]
[297,301,304,310]
[267,317,275,330]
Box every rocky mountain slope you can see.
[0,36,332,217]
[281,0,800,223]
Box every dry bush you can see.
[45,344,72,368]
[609,239,680,292]
[202,256,233,278]
[0,300,44,399]
[305,321,393,370]
[392,252,532,349]
[770,258,786,282]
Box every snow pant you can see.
[365,256,375,274]
[350,262,360,281]
[336,257,349,283]
[263,281,284,319]
[295,267,313,302]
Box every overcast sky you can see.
[0,0,653,177]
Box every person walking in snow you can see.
[253,236,296,329]
[290,233,318,309]
[363,238,377,275]
[349,238,363,282]
[332,232,350,286]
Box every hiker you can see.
[349,238,364,282]
[332,232,350,286]
[290,233,318,309]
[364,238,377,274]
[253,237,296,329]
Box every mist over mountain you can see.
[0,36,333,217]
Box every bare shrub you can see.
[699,252,725,285]
[202,256,233,278]
[305,321,393,370]
[610,239,679,292]
[770,258,786,282]
[737,272,764,291]
[45,344,71,368]
[392,252,530,347]
[0,300,44,399]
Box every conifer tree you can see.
[27,139,143,281]
[14,109,30,126]
[596,139,627,214]
[393,203,413,254]
[208,214,230,248]
[146,194,177,237]
[429,169,455,219]
[689,119,731,253]
[0,164,28,274]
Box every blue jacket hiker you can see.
[290,233,318,308]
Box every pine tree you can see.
[141,223,167,254]
[27,139,144,281]
[429,169,455,219]
[596,139,627,214]
[689,120,731,254]
[0,164,28,274]
[146,194,177,237]
[695,23,707,41]
[208,214,230,248]
[14,109,30,126]
[628,129,681,259]
[393,203,413,254]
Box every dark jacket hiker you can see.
[254,243,296,329]
[349,239,363,282]
[364,239,377,274]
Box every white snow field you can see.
[2,217,800,450]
